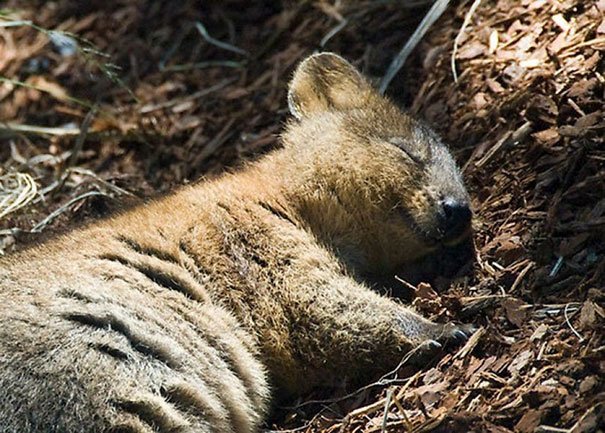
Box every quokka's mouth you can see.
[394,205,443,247]
[394,204,473,249]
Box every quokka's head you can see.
[283,52,472,272]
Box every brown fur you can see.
[0,53,472,433]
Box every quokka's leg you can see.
[267,274,474,395]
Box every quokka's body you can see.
[0,53,473,433]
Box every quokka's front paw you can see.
[407,322,476,365]
[431,322,477,345]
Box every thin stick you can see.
[67,167,135,197]
[320,18,349,48]
[161,60,244,73]
[0,123,82,137]
[66,106,98,169]
[195,21,248,56]
[563,303,584,342]
[0,77,97,110]
[394,275,418,291]
[475,121,532,168]
[453,326,484,359]
[31,190,107,233]
[288,346,425,409]
[139,77,237,113]
[343,371,421,423]
[452,0,483,83]
[510,261,534,293]
[535,426,570,433]
[380,0,450,94]
[158,25,191,70]
[391,392,413,432]
[0,19,33,27]
[381,389,394,433]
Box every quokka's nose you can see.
[441,198,472,241]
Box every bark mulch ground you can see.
[1,1,603,432]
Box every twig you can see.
[0,122,82,137]
[533,303,581,319]
[320,18,349,48]
[453,326,484,359]
[0,19,32,27]
[139,77,237,114]
[564,303,584,342]
[193,118,236,166]
[30,190,107,233]
[65,106,98,170]
[380,0,450,94]
[67,167,135,197]
[391,392,413,432]
[560,36,605,52]
[510,261,534,293]
[475,121,532,168]
[0,76,97,110]
[0,122,151,144]
[264,409,326,433]
[549,256,564,278]
[381,389,393,433]
[195,21,248,56]
[452,0,483,83]
[161,60,244,73]
[394,275,418,291]
[535,426,570,433]
[287,346,426,410]
[158,25,191,70]
[568,403,605,433]
[342,371,422,426]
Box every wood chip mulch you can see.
[1,1,603,432]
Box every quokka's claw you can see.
[425,339,442,350]
[408,338,444,366]
[454,329,468,340]
[435,322,477,344]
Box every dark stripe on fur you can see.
[258,201,297,226]
[62,312,182,369]
[90,342,130,360]
[57,288,96,303]
[160,383,228,433]
[108,422,155,433]
[112,398,188,433]
[99,254,203,302]
[117,236,181,265]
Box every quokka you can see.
[0,52,474,433]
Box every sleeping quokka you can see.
[0,52,473,433]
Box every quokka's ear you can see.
[287,52,373,120]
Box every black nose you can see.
[442,198,472,241]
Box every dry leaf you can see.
[415,282,439,300]
[502,297,529,328]
[458,41,486,60]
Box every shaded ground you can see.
[1,1,603,432]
